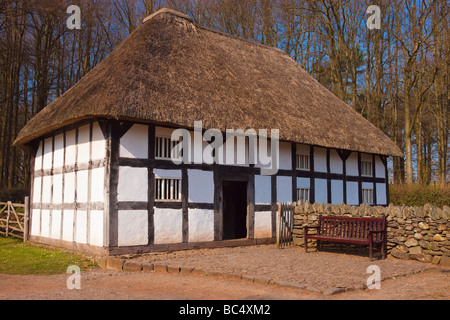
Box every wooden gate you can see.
[0,198,29,240]
[277,203,294,247]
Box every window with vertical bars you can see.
[361,160,373,177]
[296,154,310,170]
[297,188,310,202]
[155,178,182,201]
[155,136,182,160]
[362,189,374,205]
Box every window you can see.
[297,188,310,202]
[362,189,374,205]
[155,136,182,160]
[296,154,310,171]
[155,178,182,201]
[361,160,373,177]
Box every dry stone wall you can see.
[292,202,450,267]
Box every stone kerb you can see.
[292,201,450,267]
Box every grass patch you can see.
[0,237,97,275]
[390,184,450,208]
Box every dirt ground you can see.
[1,244,449,301]
[0,263,448,301]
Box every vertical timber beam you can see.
[358,152,362,205]
[309,146,315,203]
[148,124,155,245]
[291,143,297,203]
[247,172,255,239]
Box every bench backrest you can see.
[318,216,386,241]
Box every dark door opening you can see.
[222,181,248,240]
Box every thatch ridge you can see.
[15,8,402,157]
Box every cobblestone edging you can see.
[292,202,450,267]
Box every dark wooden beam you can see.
[309,146,315,203]
[147,124,156,245]
[247,173,255,239]
[291,143,297,202]
[327,148,332,204]
[182,167,189,243]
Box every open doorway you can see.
[222,180,248,240]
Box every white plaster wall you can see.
[254,139,279,173]
[33,177,41,203]
[53,174,63,204]
[330,150,343,174]
[254,211,272,239]
[279,142,292,170]
[77,170,89,203]
[62,210,74,242]
[43,138,53,170]
[50,210,62,240]
[314,147,327,173]
[154,208,182,244]
[154,169,182,180]
[188,170,214,203]
[277,176,292,203]
[203,131,222,165]
[188,209,214,242]
[41,210,50,238]
[91,122,106,161]
[91,168,104,203]
[118,167,148,202]
[346,182,359,205]
[331,180,344,205]
[31,122,108,248]
[255,175,271,205]
[77,124,91,165]
[297,177,310,189]
[42,176,51,204]
[65,130,77,166]
[375,156,386,178]
[315,178,328,204]
[75,210,87,244]
[221,134,249,167]
[362,182,373,190]
[89,210,104,247]
[64,172,75,203]
[31,209,40,236]
[35,142,43,171]
[346,152,359,176]
[54,134,64,169]
[377,183,387,205]
[120,124,148,159]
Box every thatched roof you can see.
[15,8,402,157]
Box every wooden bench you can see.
[304,215,387,260]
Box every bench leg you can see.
[304,235,308,253]
[369,239,373,261]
